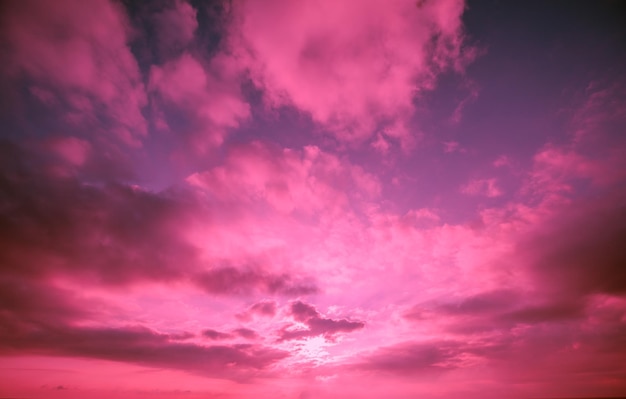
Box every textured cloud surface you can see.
[1,1,625,398]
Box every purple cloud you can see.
[279,301,364,341]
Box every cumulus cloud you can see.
[149,52,250,150]
[187,141,380,214]
[0,140,317,296]
[151,0,198,56]
[228,0,473,146]
[0,0,147,146]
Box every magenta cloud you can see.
[227,0,473,146]
[278,301,364,341]
[1,0,147,147]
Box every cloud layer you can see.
[0,1,625,398]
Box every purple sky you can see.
[1,1,626,398]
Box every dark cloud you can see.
[169,331,195,340]
[250,300,277,316]
[290,301,320,322]
[437,289,519,315]
[236,300,278,321]
[498,301,585,324]
[0,322,287,380]
[0,140,195,284]
[202,328,259,341]
[0,140,318,296]
[233,328,258,340]
[404,289,519,322]
[202,329,233,340]
[195,268,318,296]
[0,276,90,326]
[279,301,364,341]
[354,341,462,375]
[521,198,626,297]
[0,139,316,377]
[405,289,587,336]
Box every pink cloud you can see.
[195,267,317,296]
[1,4,626,395]
[355,340,461,375]
[187,141,380,214]
[249,301,278,317]
[442,140,466,154]
[236,301,278,321]
[0,323,287,381]
[149,52,250,150]
[525,82,626,197]
[228,0,472,146]
[151,0,198,55]
[518,197,626,298]
[202,329,233,341]
[492,155,512,168]
[0,142,318,298]
[460,178,502,197]
[278,301,364,341]
[46,136,91,166]
[1,0,147,146]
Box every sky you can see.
[0,0,625,398]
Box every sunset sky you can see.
[1,0,625,398]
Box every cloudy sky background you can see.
[0,0,625,398]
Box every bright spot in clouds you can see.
[0,0,625,398]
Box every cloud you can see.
[202,329,233,341]
[498,302,585,324]
[0,0,147,146]
[0,275,92,327]
[187,141,380,214]
[149,52,250,150]
[0,322,287,380]
[460,178,502,197]
[151,0,198,57]
[195,267,318,296]
[0,140,317,296]
[520,198,626,298]
[0,267,290,379]
[279,301,364,341]
[250,301,278,317]
[525,81,626,198]
[493,155,512,168]
[405,289,518,319]
[355,341,461,375]
[0,144,194,285]
[442,141,466,154]
[236,300,278,321]
[234,328,259,340]
[227,0,473,145]
[404,290,588,339]
[46,136,91,167]
[291,301,321,322]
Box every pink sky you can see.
[1,0,625,398]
